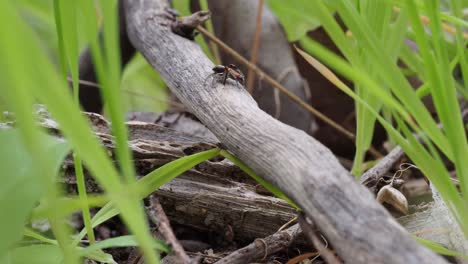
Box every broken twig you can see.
[148,195,191,263]
[298,214,340,264]
[215,224,301,264]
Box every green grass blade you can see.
[53,0,67,77]
[415,237,468,259]
[297,42,468,234]
[53,0,95,244]
[352,0,401,176]
[2,2,160,263]
[322,0,451,158]
[79,236,169,258]
[406,0,468,199]
[31,195,109,220]
[0,130,69,258]
[299,38,409,119]
[80,0,135,185]
[78,1,158,262]
[220,150,299,209]
[74,148,220,243]
[0,2,79,262]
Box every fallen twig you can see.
[298,214,341,264]
[148,194,191,263]
[360,146,404,185]
[215,224,301,264]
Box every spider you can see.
[206,64,245,88]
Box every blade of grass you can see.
[352,0,398,176]
[199,0,221,64]
[406,0,468,201]
[78,1,159,262]
[74,148,220,243]
[449,0,468,96]
[0,2,79,262]
[296,41,468,235]
[3,2,162,263]
[219,150,299,209]
[24,228,119,263]
[415,237,468,259]
[78,235,169,258]
[298,38,409,120]
[313,0,451,159]
[32,195,110,220]
[53,0,95,244]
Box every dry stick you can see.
[196,25,384,159]
[66,77,186,110]
[359,146,404,184]
[215,224,301,264]
[274,67,296,119]
[246,0,264,93]
[199,1,221,64]
[298,214,341,264]
[359,123,447,184]
[286,252,320,264]
[147,195,191,264]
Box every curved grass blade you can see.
[53,0,95,244]
[78,235,169,258]
[220,150,299,209]
[74,148,220,243]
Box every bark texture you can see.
[123,0,447,262]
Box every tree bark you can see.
[123,0,447,262]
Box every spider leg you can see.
[203,73,214,87]
[204,73,222,88]
[222,70,228,85]
[211,74,217,87]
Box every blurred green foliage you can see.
[12,0,169,113]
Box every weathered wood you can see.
[123,0,447,262]
[47,112,298,242]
